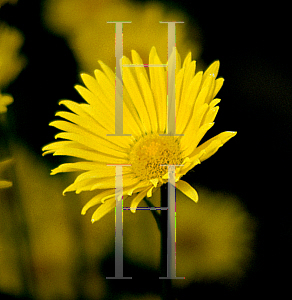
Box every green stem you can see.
[143,197,162,232]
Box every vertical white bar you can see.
[106,164,132,279]
[167,165,176,278]
[107,22,131,137]
[160,164,185,280]
[159,21,184,137]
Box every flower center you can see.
[129,134,183,182]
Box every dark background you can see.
[1,0,291,298]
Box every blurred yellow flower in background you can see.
[43,0,202,72]
[0,93,13,189]
[123,186,255,285]
[0,144,109,299]
[43,47,236,223]
[0,22,26,89]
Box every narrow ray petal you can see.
[190,131,237,162]
[149,47,167,133]
[176,180,198,203]
[91,197,117,223]
[129,188,149,213]
[138,72,158,133]
[122,56,151,133]
[51,162,104,175]
[202,60,220,84]
[81,189,116,215]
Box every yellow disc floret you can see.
[129,134,183,182]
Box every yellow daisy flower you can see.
[43,47,236,223]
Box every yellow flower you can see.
[43,47,236,222]
[43,0,201,72]
[0,92,13,114]
[0,22,26,89]
[123,187,255,284]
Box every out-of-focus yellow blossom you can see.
[124,186,255,285]
[0,22,26,89]
[0,144,108,299]
[0,93,13,188]
[0,0,17,7]
[0,159,12,188]
[43,47,236,223]
[43,0,201,72]
[0,92,13,114]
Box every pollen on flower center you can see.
[129,134,183,182]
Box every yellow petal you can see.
[131,49,149,84]
[203,105,219,125]
[180,104,209,155]
[122,56,151,133]
[122,80,146,136]
[73,166,132,183]
[51,147,127,164]
[98,60,116,83]
[74,84,113,117]
[55,131,128,159]
[202,60,220,84]
[137,72,158,133]
[91,197,117,223]
[90,173,141,190]
[51,161,104,175]
[59,100,115,136]
[213,78,224,98]
[180,60,196,104]
[174,68,185,116]
[94,69,115,103]
[179,150,206,176]
[80,73,102,98]
[190,131,237,162]
[149,46,167,133]
[177,71,203,134]
[42,141,86,156]
[182,52,192,69]
[81,189,116,215]
[54,110,129,151]
[129,188,149,213]
[63,178,98,194]
[176,180,198,203]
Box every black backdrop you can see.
[0,0,291,298]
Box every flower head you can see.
[43,47,236,222]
